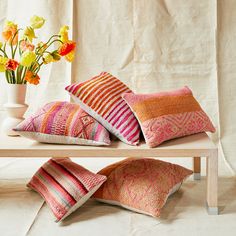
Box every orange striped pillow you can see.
[65,72,140,145]
[122,86,215,147]
[28,158,107,222]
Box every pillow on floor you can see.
[122,86,215,147]
[65,72,140,146]
[93,157,193,217]
[13,101,111,146]
[27,158,107,222]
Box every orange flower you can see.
[24,70,40,85]
[5,59,19,71]
[2,21,18,45]
[20,40,35,52]
[58,41,76,56]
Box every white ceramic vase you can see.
[1,84,28,136]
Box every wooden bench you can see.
[0,132,218,215]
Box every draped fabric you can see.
[0,0,236,174]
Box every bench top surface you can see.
[0,132,216,157]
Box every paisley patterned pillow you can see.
[14,101,110,146]
[122,86,215,147]
[93,158,193,217]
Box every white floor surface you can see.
[0,158,235,236]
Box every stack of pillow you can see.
[13,71,215,222]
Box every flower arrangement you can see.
[0,15,76,85]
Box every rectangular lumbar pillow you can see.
[65,72,140,145]
[93,157,192,217]
[27,158,107,222]
[122,86,215,147]
[13,101,111,146]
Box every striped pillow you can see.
[65,72,140,145]
[27,158,107,222]
[14,101,110,146]
[122,86,216,147]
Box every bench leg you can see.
[206,150,218,215]
[193,156,201,180]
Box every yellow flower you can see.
[30,15,45,29]
[2,21,18,45]
[59,25,69,43]
[20,51,36,67]
[65,50,75,62]
[23,27,36,42]
[0,56,8,72]
[58,25,76,62]
[42,53,54,64]
[6,21,16,28]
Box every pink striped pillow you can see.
[14,101,111,146]
[27,158,107,222]
[65,72,140,145]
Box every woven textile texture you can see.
[93,157,192,217]
[122,86,215,147]
[14,101,111,146]
[65,72,140,145]
[27,158,107,222]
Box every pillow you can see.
[65,72,140,145]
[93,158,192,217]
[27,158,107,222]
[13,101,111,146]
[122,86,215,147]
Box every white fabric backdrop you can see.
[0,0,235,174]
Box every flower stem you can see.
[0,48,8,58]
[10,29,22,59]
[16,65,23,83]
[18,39,24,56]
[35,35,60,54]
[3,42,6,52]
[21,66,27,84]
[5,71,10,83]
[34,62,43,74]
[36,39,63,64]
[10,44,14,59]
[11,70,16,83]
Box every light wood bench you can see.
[0,132,218,215]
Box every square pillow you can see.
[65,72,140,146]
[93,158,192,217]
[13,101,111,146]
[122,86,215,147]
[27,158,107,222]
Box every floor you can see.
[0,158,236,236]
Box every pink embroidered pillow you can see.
[65,72,140,145]
[14,101,111,146]
[122,86,215,147]
[93,158,193,217]
[27,158,107,222]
